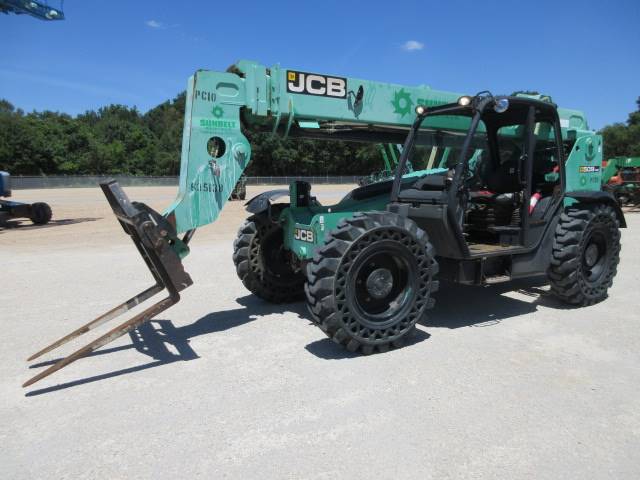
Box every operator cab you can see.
[391,94,565,260]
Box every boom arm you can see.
[165,60,590,234]
[164,61,462,233]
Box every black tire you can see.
[305,211,438,354]
[239,191,246,201]
[548,204,621,306]
[30,202,52,225]
[233,210,305,303]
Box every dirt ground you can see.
[2,185,640,479]
[0,185,350,250]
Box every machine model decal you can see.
[294,227,314,243]
[195,90,216,102]
[579,166,600,173]
[286,70,347,98]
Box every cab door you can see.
[523,107,565,247]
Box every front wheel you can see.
[548,204,621,306]
[305,212,438,354]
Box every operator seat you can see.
[485,158,521,194]
[470,146,523,194]
[468,153,521,230]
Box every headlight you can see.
[457,95,472,106]
[415,105,426,116]
[494,98,509,113]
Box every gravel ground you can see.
[1,186,639,479]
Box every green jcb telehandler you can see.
[24,61,625,387]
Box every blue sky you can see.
[1,0,638,130]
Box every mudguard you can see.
[565,190,626,228]
[245,189,290,214]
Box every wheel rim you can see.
[365,268,394,300]
[248,222,302,291]
[582,230,608,283]
[344,238,419,330]
[353,250,412,320]
[260,227,300,280]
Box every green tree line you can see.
[0,94,638,176]
[0,93,380,176]
[599,97,640,158]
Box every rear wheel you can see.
[233,209,305,303]
[548,204,621,306]
[30,202,52,225]
[305,212,438,354]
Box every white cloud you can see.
[145,19,163,29]
[401,40,424,51]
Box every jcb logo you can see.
[287,70,347,98]
[294,228,314,243]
